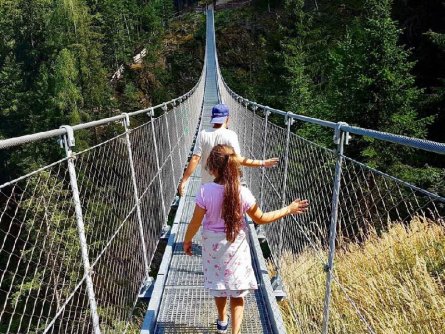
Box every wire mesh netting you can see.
[219,75,445,333]
[326,157,445,333]
[0,161,92,334]
[0,73,205,333]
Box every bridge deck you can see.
[141,9,284,334]
[152,173,275,333]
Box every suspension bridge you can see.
[1,8,444,334]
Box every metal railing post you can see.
[121,114,150,279]
[272,113,294,298]
[60,125,101,334]
[188,94,195,147]
[234,98,240,136]
[256,108,271,241]
[177,97,187,162]
[249,105,257,188]
[322,122,349,334]
[148,109,168,224]
[259,109,271,208]
[162,103,177,189]
[171,101,183,167]
[239,99,249,185]
[280,113,294,209]
[243,99,249,147]
[186,95,193,147]
[250,106,257,149]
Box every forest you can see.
[0,0,204,184]
[1,0,444,193]
[216,0,445,196]
[0,3,204,331]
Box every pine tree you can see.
[282,0,314,116]
[325,0,432,169]
[48,0,110,115]
[53,48,83,124]
[424,30,445,139]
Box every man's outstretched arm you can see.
[178,154,201,196]
[237,155,279,168]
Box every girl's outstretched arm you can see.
[247,199,309,225]
[183,204,206,255]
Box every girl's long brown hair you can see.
[206,144,242,242]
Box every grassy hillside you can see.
[278,218,445,333]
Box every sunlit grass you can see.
[277,218,445,333]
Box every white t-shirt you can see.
[193,128,241,183]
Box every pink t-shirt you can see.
[196,182,256,232]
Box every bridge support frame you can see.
[257,108,271,244]
[322,122,349,334]
[59,125,102,334]
[271,113,295,298]
[149,108,168,226]
[259,108,271,208]
[171,101,183,167]
[248,104,257,187]
[242,99,249,184]
[122,113,150,279]
[162,103,177,197]
[177,98,187,163]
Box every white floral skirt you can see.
[202,228,258,295]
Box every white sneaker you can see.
[216,317,229,334]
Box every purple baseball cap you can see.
[211,104,229,124]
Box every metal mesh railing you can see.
[217,63,445,333]
[0,64,205,333]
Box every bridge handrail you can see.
[0,79,202,150]
[220,15,444,157]
[219,79,445,155]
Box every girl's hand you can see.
[287,199,309,215]
[183,241,193,256]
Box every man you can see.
[178,103,279,196]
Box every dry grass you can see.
[277,218,445,333]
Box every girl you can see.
[183,144,309,334]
